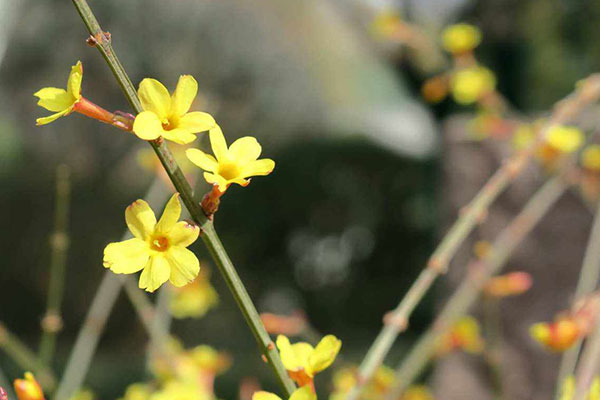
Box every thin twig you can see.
[39,164,71,366]
[69,0,296,395]
[386,174,569,398]
[574,316,600,400]
[0,322,56,392]
[54,179,167,400]
[347,76,600,399]
[555,197,600,397]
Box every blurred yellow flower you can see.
[545,125,584,153]
[169,268,219,319]
[512,124,536,150]
[450,66,496,105]
[441,24,482,54]
[13,373,44,400]
[530,318,580,352]
[186,126,275,192]
[252,386,315,400]
[34,61,83,125]
[276,334,341,386]
[118,384,153,400]
[437,316,484,355]
[150,381,210,400]
[582,145,600,171]
[133,75,216,144]
[372,11,402,38]
[103,194,200,292]
[400,386,434,400]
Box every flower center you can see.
[150,236,170,252]
[218,162,242,180]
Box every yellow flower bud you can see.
[582,145,600,171]
[441,24,482,54]
[13,373,44,400]
[450,67,496,105]
[546,125,584,154]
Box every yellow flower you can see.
[276,334,341,386]
[441,24,482,54]
[583,145,600,171]
[150,381,210,400]
[133,75,216,144]
[437,316,484,355]
[118,384,153,400]
[530,319,581,352]
[169,268,219,319]
[253,386,315,400]
[400,386,434,400]
[13,373,44,400]
[545,125,584,153]
[186,126,275,192]
[450,66,496,105]
[103,193,200,292]
[34,61,83,125]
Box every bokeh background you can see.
[1,0,599,399]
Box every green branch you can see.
[69,0,296,396]
[39,164,71,366]
[387,174,568,398]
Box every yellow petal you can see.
[170,75,198,117]
[252,392,282,400]
[138,78,171,121]
[229,137,262,164]
[276,335,303,372]
[166,246,200,287]
[241,159,275,178]
[168,221,200,247]
[309,335,341,374]
[289,386,316,400]
[177,111,216,134]
[161,128,197,144]
[36,109,70,125]
[209,126,228,161]
[133,111,166,141]
[156,193,181,234]
[291,342,314,374]
[34,87,73,112]
[139,256,170,292]
[186,148,218,172]
[203,172,230,192]
[125,199,157,240]
[103,238,149,274]
[67,61,83,100]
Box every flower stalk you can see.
[346,75,600,400]
[69,0,296,395]
[387,174,569,398]
[39,164,71,366]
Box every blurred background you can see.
[1,0,599,399]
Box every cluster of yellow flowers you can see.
[35,61,276,292]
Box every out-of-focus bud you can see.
[467,113,515,141]
[14,373,44,400]
[450,66,496,105]
[0,387,8,400]
[530,319,580,352]
[421,75,448,104]
[441,24,482,54]
[260,312,307,336]
[582,145,600,172]
[484,272,533,298]
[545,125,584,154]
[436,316,484,356]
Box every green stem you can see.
[346,75,600,399]
[70,0,296,395]
[39,164,71,366]
[0,322,56,392]
[555,197,600,398]
[387,175,568,398]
